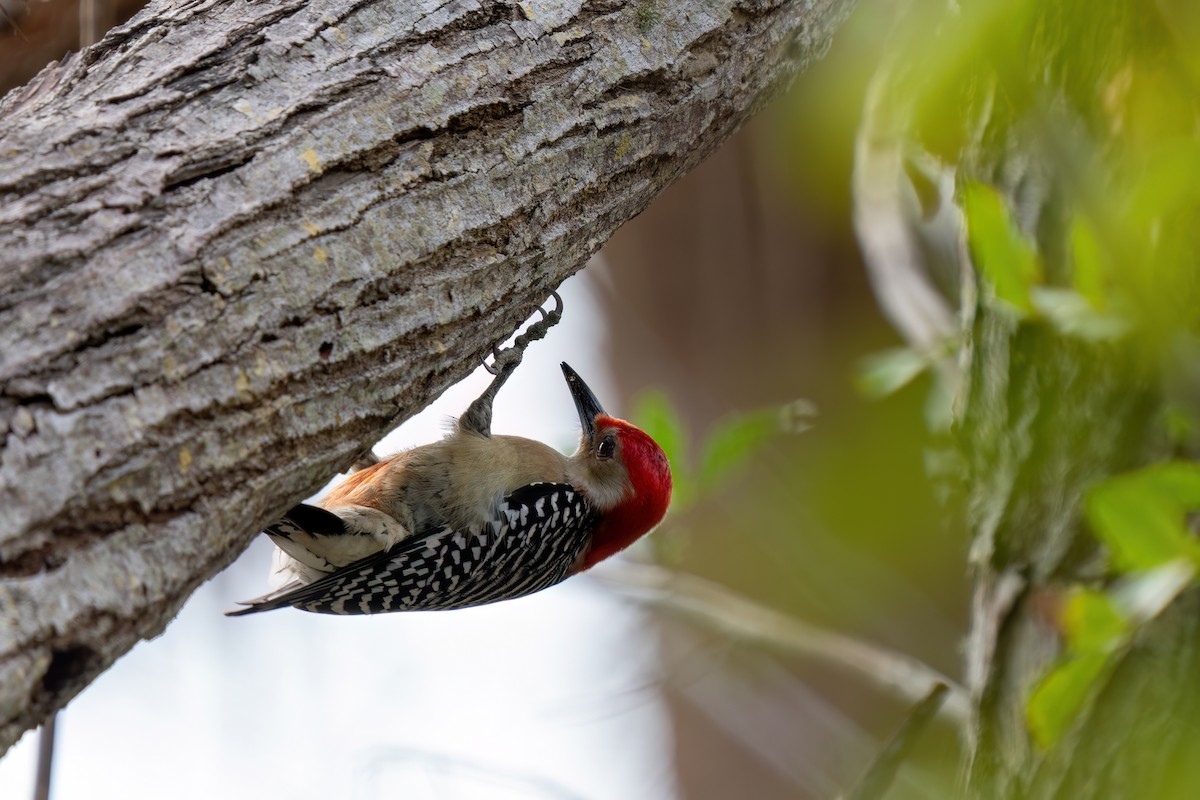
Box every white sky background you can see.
[0,269,678,800]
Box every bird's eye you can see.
[597,435,616,460]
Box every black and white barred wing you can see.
[227,483,596,616]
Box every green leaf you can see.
[1086,481,1188,570]
[631,392,813,514]
[1085,462,1200,571]
[1028,559,1198,750]
[1027,651,1110,749]
[962,181,1043,314]
[1062,589,1127,653]
[855,347,930,399]
[698,409,779,491]
[1138,461,1200,506]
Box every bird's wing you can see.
[263,501,410,579]
[261,503,350,574]
[227,483,596,616]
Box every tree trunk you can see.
[0,0,854,755]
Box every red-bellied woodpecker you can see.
[228,292,672,616]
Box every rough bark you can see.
[0,0,854,754]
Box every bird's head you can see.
[561,362,673,572]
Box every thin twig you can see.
[597,560,970,725]
[33,713,56,800]
[79,0,99,47]
[845,683,949,800]
[1,2,29,42]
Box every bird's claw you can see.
[535,291,563,323]
[546,290,563,321]
[479,290,564,378]
[462,290,564,437]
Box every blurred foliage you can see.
[963,180,1131,340]
[1026,590,1123,749]
[1086,463,1200,572]
[850,0,1200,785]
[630,372,964,797]
[920,0,1200,345]
[1028,559,1195,748]
[633,391,814,516]
[854,348,934,400]
[633,0,1200,791]
[1028,463,1200,747]
[962,181,1042,316]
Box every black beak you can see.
[561,362,606,442]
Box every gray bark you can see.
[0,0,853,754]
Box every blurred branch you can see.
[352,746,590,800]
[853,65,962,354]
[33,713,55,800]
[78,0,98,46]
[844,682,949,800]
[599,560,970,725]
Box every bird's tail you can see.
[225,503,349,616]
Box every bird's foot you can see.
[479,290,563,382]
[463,291,563,436]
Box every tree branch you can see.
[599,560,970,725]
[0,0,855,753]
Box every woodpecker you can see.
[228,292,672,616]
